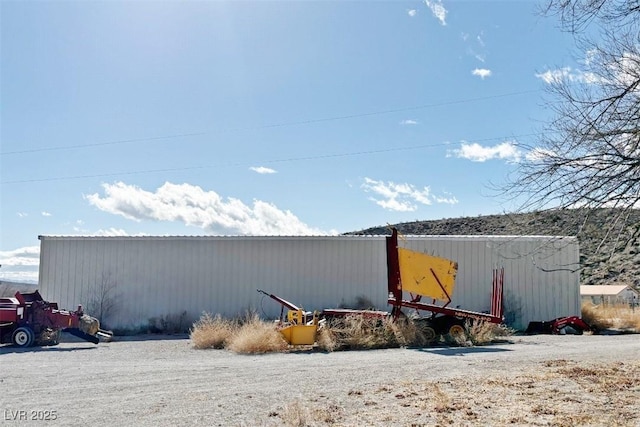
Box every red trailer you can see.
[0,290,112,347]
[262,228,506,344]
[383,227,504,341]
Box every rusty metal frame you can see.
[386,228,503,324]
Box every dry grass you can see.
[320,315,423,351]
[280,400,308,427]
[581,302,640,331]
[467,320,513,345]
[271,359,640,426]
[190,313,238,349]
[318,316,513,351]
[225,313,288,354]
[192,312,514,354]
[315,325,338,352]
[277,400,341,427]
[191,312,287,353]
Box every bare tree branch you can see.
[501,1,640,264]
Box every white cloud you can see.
[93,228,133,237]
[0,246,40,284]
[425,0,447,26]
[41,211,52,217]
[540,52,638,87]
[361,178,458,212]
[400,119,418,125]
[86,181,331,236]
[525,147,555,162]
[67,228,147,237]
[535,67,598,84]
[71,219,86,233]
[250,166,277,174]
[462,31,487,62]
[433,192,459,205]
[472,68,492,79]
[407,9,417,17]
[610,52,640,87]
[535,67,574,84]
[472,52,486,63]
[17,212,27,218]
[0,246,40,266]
[449,141,521,162]
[583,49,597,67]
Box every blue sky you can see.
[1,0,584,283]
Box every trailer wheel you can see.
[447,324,467,340]
[12,326,35,347]
[421,326,437,344]
[415,320,438,344]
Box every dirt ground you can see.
[1,333,639,427]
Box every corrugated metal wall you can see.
[38,234,579,330]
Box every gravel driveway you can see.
[1,334,638,426]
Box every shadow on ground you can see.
[0,345,97,354]
[413,345,513,356]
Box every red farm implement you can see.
[525,315,591,335]
[261,227,506,345]
[0,290,112,347]
[384,227,504,342]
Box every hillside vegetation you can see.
[349,208,640,290]
[0,281,37,298]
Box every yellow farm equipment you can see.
[257,289,318,345]
[259,227,505,345]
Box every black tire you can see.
[415,319,438,344]
[52,330,61,345]
[421,326,437,344]
[12,326,35,347]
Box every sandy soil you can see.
[1,334,638,426]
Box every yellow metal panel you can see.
[398,248,457,301]
[279,324,318,345]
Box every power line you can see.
[0,90,539,156]
[0,133,538,185]
[1,132,208,155]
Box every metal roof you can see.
[580,285,637,296]
[38,234,577,241]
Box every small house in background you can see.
[580,285,640,306]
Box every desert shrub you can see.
[280,400,308,427]
[581,303,612,330]
[443,328,471,347]
[190,313,238,349]
[327,315,396,350]
[316,325,338,352]
[387,317,429,347]
[441,321,514,347]
[225,313,288,354]
[321,315,515,350]
[582,302,640,331]
[322,315,427,350]
[467,320,513,346]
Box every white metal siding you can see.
[38,235,579,330]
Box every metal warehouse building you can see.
[38,234,580,331]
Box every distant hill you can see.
[0,281,38,298]
[348,208,640,289]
